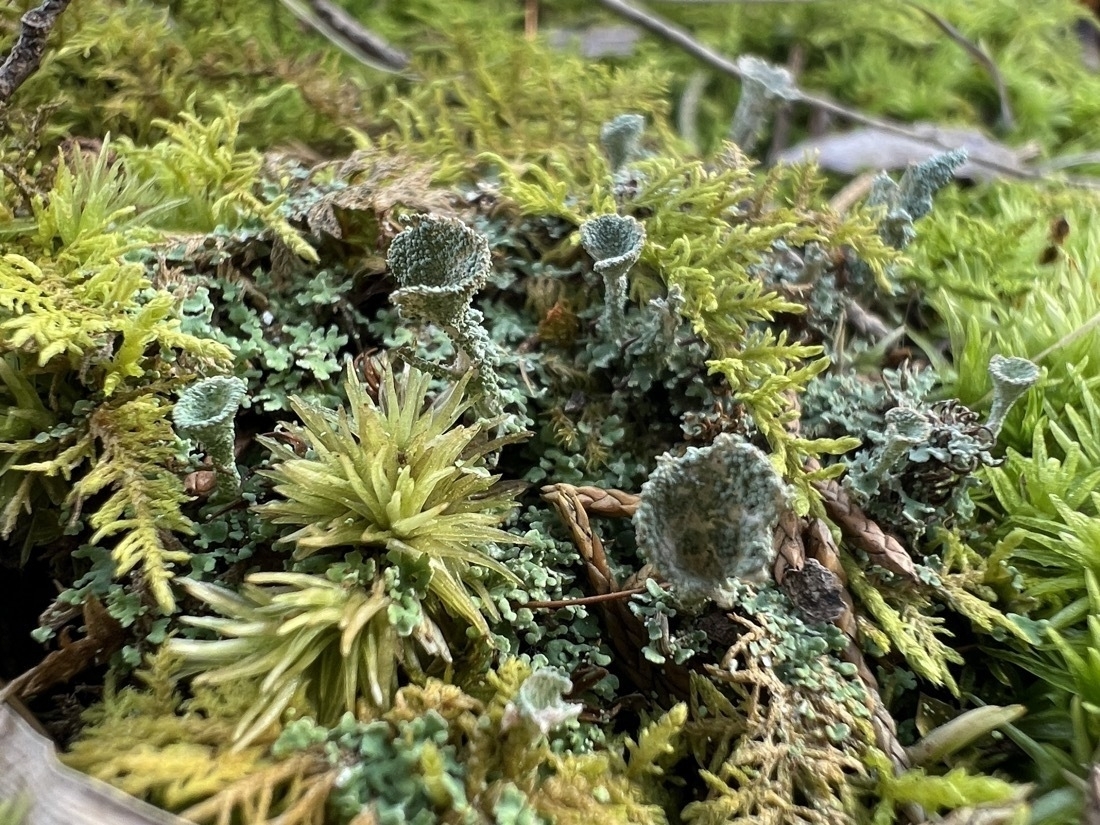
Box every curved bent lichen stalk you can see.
[634,433,789,603]
[387,214,503,412]
[728,56,798,155]
[579,214,646,346]
[173,376,247,501]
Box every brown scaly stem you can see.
[0,0,73,104]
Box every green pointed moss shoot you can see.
[728,56,797,156]
[386,215,503,411]
[634,433,789,602]
[174,376,247,501]
[253,358,526,637]
[169,572,428,748]
[500,667,583,736]
[600,113,646,172]
[579,214,646,345]
[986,355,1039,437]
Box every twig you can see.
[524,587,646,610]
[595,0,1100,188]
[0,0,73,104]
[525,0,539,39]
[766,43,805,161]
[903,1,1014,130]
[278,0,409,73]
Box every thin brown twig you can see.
[0,0,73,104]
[594,0,1100,188]
[524,587,647,610]
[277,0,409,73]
[903,1,1014,130]
[525,0,539,39]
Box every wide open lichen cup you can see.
[387,214,492,326]
[633,432,790,605]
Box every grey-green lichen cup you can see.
[580,214,646,346]
[174,376,248,501]
[387,215,502,411]
[634,433,789,605]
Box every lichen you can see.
[387,215,504,412]
[633,433,790,601]
[173,376,247,502]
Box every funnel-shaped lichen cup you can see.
[986,355,1040,437]
[634,433,789,604]
[174,376,248,500]
[388,215,492,326]
[580,214,646,344]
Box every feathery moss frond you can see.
[117,99,318,262]
[64,397,194,613]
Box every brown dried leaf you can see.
[0,598,123,704]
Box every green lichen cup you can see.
[174,375,248,500]
[388,215,492,326]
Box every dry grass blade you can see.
[805,516,914,808]
[570,485,640,517]
[179,753,335,825]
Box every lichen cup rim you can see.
[387,215,492,322]
[580,214,646,276]
[173,375,248,434]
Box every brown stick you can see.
[594,0,1100,188]
[0,0,72,104]
[524,587,646,610]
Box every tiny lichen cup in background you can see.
[579,214,646,346]
[728,56,798,156]
[599,113,646,173]
[846,406,932,503]
[173,376,248,502]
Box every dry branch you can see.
[0,0,72,104]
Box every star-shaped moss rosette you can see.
[169,571,425,748]
[253,358,525,640]
[173,375,247,501]
[579,214,646,345]
[634,433,790,603]
[386,215,502,411]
